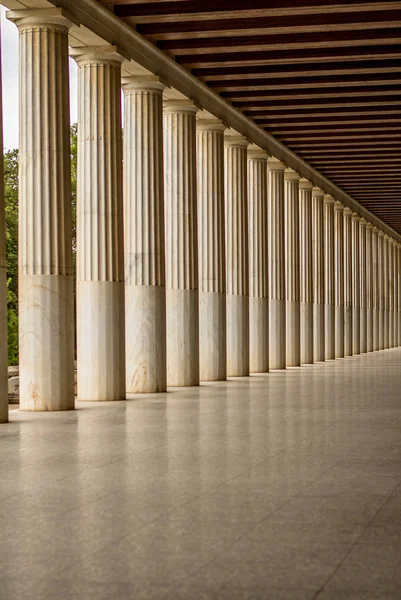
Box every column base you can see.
[250,296,269,373]
[344,305,353,357]
[300,301,313,365]
[335,305,345,358]
[360,307,367,354]
[313,303,325,363]
[286,299,300,367]
[167,288,199,387]
[125,285,167,394]
[352,307,360,355]
[77,281,125,401]
[367,307,374,352]
[373,308,380,351]
[199,291,226,381]
[227,293,249,377]
[325,304,335,360]
[269,298,286,370]
[19,274,74,411]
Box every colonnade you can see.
[1,8,401,418]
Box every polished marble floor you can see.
[2,349,401,599]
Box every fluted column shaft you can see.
[389,239,395,348]
[164,100,199,386]
[352,214,360,355]
[344,208,353,356]
[268,158,286,369]
[393,240,399,348]
[299,179,314,364]
[359,219,367,354]
[372,228,380,351]
[74,47,125,401]
[123,78,166,393]
[334,202,344,358]
[366,224,374,352]
[383,235,390,350]
[324,195,335,360]
[378,231,385,350]
[0,20,7,422]
[197,120,226,381]
[248,147,268,373]
[225,134,249,376]
[285,170,300,367]
[312,188,325,362]
[9,9,74,411]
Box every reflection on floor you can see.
[1,349,401,599]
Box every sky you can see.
[1,6,78,150]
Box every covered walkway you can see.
[2,349,401,599]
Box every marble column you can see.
[372,227,380,352]
[378,231,385,350]
[299,179,314,365]
[324,195,335,360]
[393,240,399,348]
[388,239,394,349]
[351,213,360,355]
[334,202,344,359]
[9,8,75,411]
[197,119,226,381]
[123,76,166,393]
[366,223,374,353]
[0,20,7,423]
[248,146,268,373]
[164,100,199,386]
[225,133,249,376]
[343,208,353,357]
[268,158,286,370]
[359,219,367,354]
[398,244,401,347]
[73,46,125,401]
[285,169,300,367]
[383,234,390,350]
[312,187,325,362]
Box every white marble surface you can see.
[285,170,300,367]
[199,291,226,382]
[226,294,249,377]
[359,219,367,354]
[312,188,325,363]
[324,196,335,361]
[249,297,269,373]
[352,214,361,355]
[166,288,199,387]
[343,208,353,357]
[334,202,344,359]
[299,179,314,365]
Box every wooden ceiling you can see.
[102,0,401,234]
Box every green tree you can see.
[3,126,78,366]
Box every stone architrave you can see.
[268,158,286,370]
[285,169,301,367]
[299,179,314,365]
[197,119,227,381]
[248,145,269,374]
[123,76,167,393]
[224,133,249,377]
[73,46,126,401]
[9,8,75,411]
[164,100,199,386]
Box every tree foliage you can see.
[3,126,78,366]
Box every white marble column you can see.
[383,234,390,350]
[324,195,335,360]
[343,208,353,357]
[366,223,374,352]
[197,119,226,381]
[164,100,199,386]
[0,20,7,423]
[268,158,286,369]
[285,169,300,367]
[378,231,385,350]
[299,179,314,365]
[312,187,325,362]
[351,213,360,355]
[372,227,380,352]
[9,9,75,411]
[248,146,268,373]
[398,244,401,347]
[393,240,399,348]
[73,46,125,401]
[225,133,249,376]
[388,239,394,349]
[359,218,367,354]
[123,77,166,393]
[334,202,344,359]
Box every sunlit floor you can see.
[1,350,401,599]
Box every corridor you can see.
[1,349,401,599]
